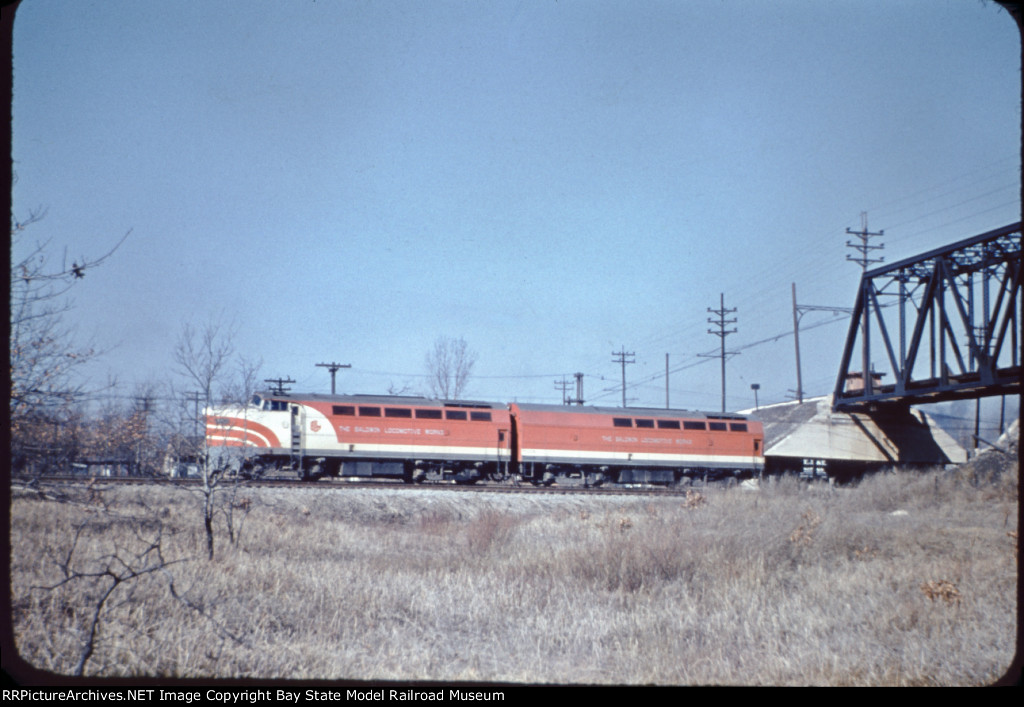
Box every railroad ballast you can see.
[205,392,765,485]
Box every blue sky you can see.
[11,0,1021,412]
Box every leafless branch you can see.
[10,211,132,475]
[425,336,478,400]
[32,516,188,676]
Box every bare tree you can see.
[9,205,129,474]
[425,336,477,400]
[171,320,264,558]
[387,380,414,395]
[217,354,264,548]
[172,320,235,560]
[219,354,263,407]
[173,320,236,407]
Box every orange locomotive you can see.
[206,393,764,484]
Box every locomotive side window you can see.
[385,408,412,418]
[613,418,633,427]
[683,421,706,430]
[359,406,382,417]
[657,420,681,429]
[333,405,355,416]
[729,423,748,432]
[415,409,442,419]
[470,411,492,422]
[635,419,654,428]
[709,422,728,431]
[446,410,468,420]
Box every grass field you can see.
[8,466,1018,685]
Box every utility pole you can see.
[751,383,760,411]
[845,211,884,270]
[554,376,573,405]
[133,394,153,475]
[846,212,884,396]
[184,391,203,453]
[791,282,853,403]
[264,377,296,396]
[611,349,635,407]
[665,353,670,409]
[706,293,737,413]
[566,372,585,406]
[316,361,351,395]
[792,283,803,403]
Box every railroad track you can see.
[16,473,726,498]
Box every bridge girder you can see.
[833,222,1021,412]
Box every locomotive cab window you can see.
[729,423,748,432]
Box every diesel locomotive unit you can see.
[205,392,764,485]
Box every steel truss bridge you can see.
[833,222,1021,411]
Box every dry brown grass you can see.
[8,468,1018,685]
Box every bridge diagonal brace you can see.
[901,262,942,390]
[833,222,1021,411]
[991,258,1021,369]
[939,296,968,377]
[940,259,987,372]
[867,284,903,384]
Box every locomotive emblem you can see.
[310,420,321,432]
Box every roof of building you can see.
[748,395,966,464]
